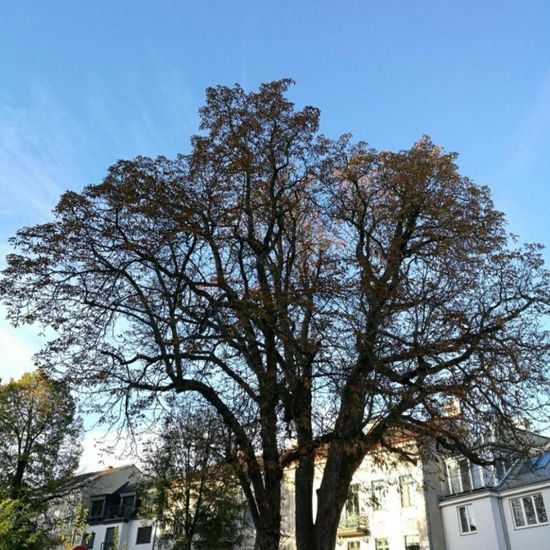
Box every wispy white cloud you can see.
[0,82,86,225]
[0,307,43,381]
[511,67,550,175]
[79,428,153,474]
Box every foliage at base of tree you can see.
[0,498,55,550]
[143,405,246,550]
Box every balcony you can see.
[338,512,369,537]
[89,503,135,523]
[442,460,503,498]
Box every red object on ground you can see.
[72,546,88,550]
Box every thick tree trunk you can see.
[254,521,281,550]
[295,453,316,550]
[313,441,364,550]
[294,391,316,550]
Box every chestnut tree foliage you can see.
[2,80,550,550]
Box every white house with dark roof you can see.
[51,464,157,550]
[440,449,550,550]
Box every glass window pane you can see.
[459,506,469,533]
[511,498,525,527]
[400,476,413,507]
[534,494,548,523]
[523,496,537,525]
[346,483,360,516]
[375,539,389,550]
[371,481,384,510]
[467,505,477,532]
[404,534,420,550]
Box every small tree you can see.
[144,405,244,550]
[0,371,81,550]
[0,371,81,500]
[0,498,55,550]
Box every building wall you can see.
[84,518,156,550]
[277,447,433,550]
[440,493,508,550]
[500,484,550,550]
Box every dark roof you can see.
[113,481,139,494]
[57,464,138,492]
[500,450,550,491]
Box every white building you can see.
[278,435,447,550]
[57,430,550,550]
[441,450,550,550]
[51,464,157,550]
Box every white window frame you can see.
[371,480,385,511]
[400,475,415,507]
[457,503,477,535]
[375,538,389,550]
[404,534,420,550]
[509,493,549,529]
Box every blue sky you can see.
[1,1,549,384]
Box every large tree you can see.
[1,80,549,550]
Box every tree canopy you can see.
[143,403,245,550]
[0,371,81,500]
[1,79,549,550]
[0,371,81,550]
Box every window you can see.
[82,532,95,549]
[120,494,136,516]
[136,526,153,544]
[510,493,548,528]
[104,528,115,550]
[400,475,415,507]
[448,459,473,493]
[375,538,389,550]
[404,534,420,550]
[347,541,360,550]
[371,480,385,511]
[89,499,104,518]
[458,504,477,534]
[346,484,360,517]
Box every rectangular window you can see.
[400,475,415,507]
[404,534,420,550]
[347,541,360,550]
[89,499,104,518]
[458,504,477,534]
[104,528,115,550]
[510,493,548,528]
[375,538,389,550]
[371,480,385,511]
[448,459,473,493]
[346,483,360,517]
[136,526,153,544]
[83,532,95,549]
[120,494,136,517]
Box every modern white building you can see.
[441,450,550,550]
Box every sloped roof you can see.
[57,464,139,492]
[500,450,550,491]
